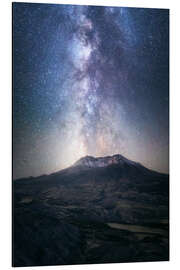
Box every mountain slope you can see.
[13,154,169,266]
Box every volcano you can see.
[13,154,169,266]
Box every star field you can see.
[13,3,169,179]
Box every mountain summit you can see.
[13,153,169,266]
[74,154,139,168]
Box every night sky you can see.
[13,3,169,179]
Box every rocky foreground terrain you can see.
[13,154,169,267]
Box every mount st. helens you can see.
[13,154,169,266]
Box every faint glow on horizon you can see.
[13,4,169,179]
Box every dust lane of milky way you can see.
[13,3,169,179]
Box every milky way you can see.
[13,3,169,179]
